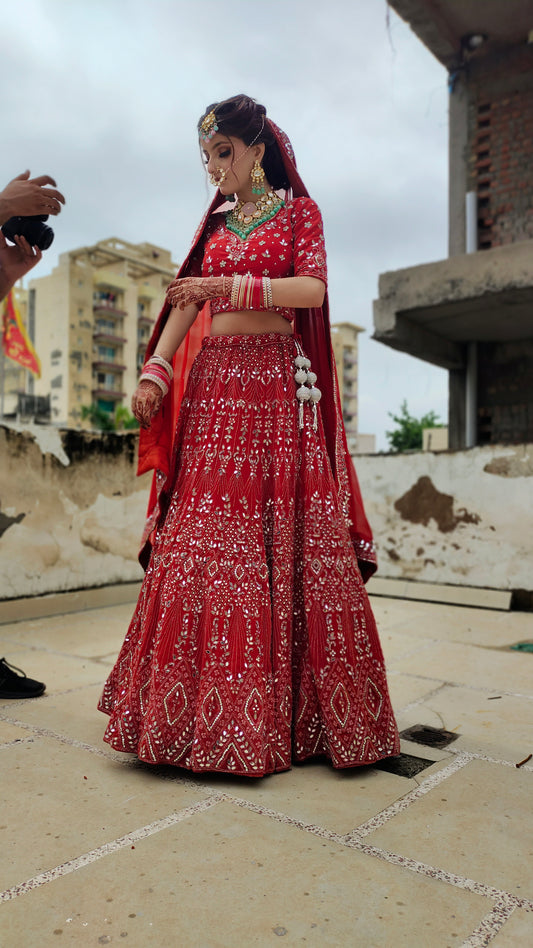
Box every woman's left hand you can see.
[166,275,228,309]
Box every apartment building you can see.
[0,287,29,418]
[30,238,177,427]
[331,321,366,453]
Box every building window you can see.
[98,345,116,361]
[97,372,118,389]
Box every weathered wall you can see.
[1,426,532,599]
[0,424,149,600]
[355,443,533,593]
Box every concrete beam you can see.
[373,302,465,370]
[388,0,460,68]
[373,240,533,368]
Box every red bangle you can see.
[230,275,272,310]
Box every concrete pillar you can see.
[449,365,466,449]
[448,73,470,257]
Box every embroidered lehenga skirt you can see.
[99,332,399,775]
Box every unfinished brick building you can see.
[374,0,533,448]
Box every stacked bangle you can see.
[139,354,173,396]
[229,274,274,311]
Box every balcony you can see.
[93,303,128,318]
[93,332,127,346]
[91,388,125,401]
[92,360,126,372]
[138,314,154,328]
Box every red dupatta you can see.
[137,120,377,581]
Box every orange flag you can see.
[1,290,41,378]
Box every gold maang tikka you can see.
[200,110,218,143]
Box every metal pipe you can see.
[465,191,477,253]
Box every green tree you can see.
[114,404,140,431]
[81,403,139,432]
[386,400,442,452]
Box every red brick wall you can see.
[477,340,533,444]
[468,47,533,250]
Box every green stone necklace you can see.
[226,190,284,240]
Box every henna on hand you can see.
[131,379,163,429]
[166,275,231,310]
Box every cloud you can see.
[5,0,449,449]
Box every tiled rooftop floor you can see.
[1,594,532,947]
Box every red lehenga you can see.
[98,121,400,776]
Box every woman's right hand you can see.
[131,379,164,429]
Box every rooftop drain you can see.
[399,724,460,750]
[374,753,434,779]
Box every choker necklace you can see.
[226,190,284,239]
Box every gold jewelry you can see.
[226,190,284,239]
[209,167,227,188]
[200,110,218,143]
[250,160,266,195]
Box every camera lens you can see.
[1,215,54,250]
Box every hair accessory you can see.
[251,160,266,195]
[200,110,218,143]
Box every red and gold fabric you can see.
[1,290,40,377]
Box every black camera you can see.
[1,214,54,250]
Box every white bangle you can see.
[147,354,173,380]
[139,371,169,396]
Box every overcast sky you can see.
[4,0,449,450]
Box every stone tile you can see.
[396,683,533,760]
[0,650,107,705]
[1,802,490,947]
[200,758,436,836]
[0,603,132,659]
[369,759,533,899]
[378,630,428,663]
[370,596,429,630]
[393,640,533,695]
[3,683,112,752]
[491,908,533,945]
[378,601,532,650]
[0,736,210,893]
[0,720,31,744]
[387,671,447,712]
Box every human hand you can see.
[0,230,42,292]
[0,171,66,224]
[166,275,230,310]
[131,379,164,429]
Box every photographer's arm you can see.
[0,233,42,302]
[0,171,65,224]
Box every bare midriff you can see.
[210,311,293,337]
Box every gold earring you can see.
[251,160,266,195]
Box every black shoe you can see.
[0,657,46,699]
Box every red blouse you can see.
[200,197,328,321]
